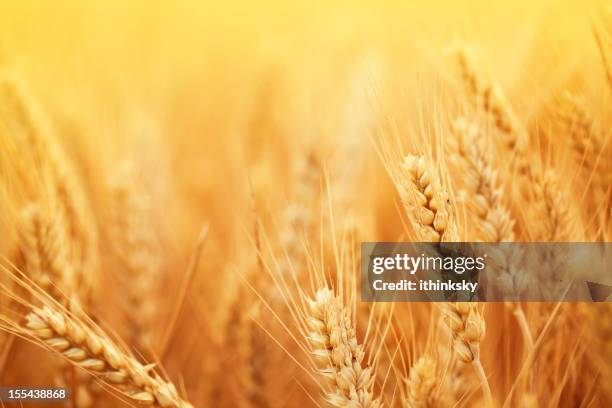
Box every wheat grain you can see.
[307,288,381,408]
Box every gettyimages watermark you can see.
[361,242,611,302]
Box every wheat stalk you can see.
[397,154,457,242]
[246,303,269,408]
[306,288,381,408]
[24,305,193,408]
[209,298,264,407]
[436,322,468,407]
[404,356,436,408]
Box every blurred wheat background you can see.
[0,0,610,407]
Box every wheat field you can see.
[0,0,610,407]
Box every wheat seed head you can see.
[307,288,381,408]
[398,154,457,242]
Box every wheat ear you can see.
[450,119,515,242]
[454,46,532,191]
[397,154,457,242]
[307,288,381,408]
[443,303,491,406]
[455,47,527,150]
[48,144,97,279]
[17,204,75,304]
[450,119,533,351]
[0,74,97,292]
[404,356,436,408]
[531,170,572,242]
[558,93,610,199]
[278,151,319,278]
[24,305,193,408]
[108,162,161,353]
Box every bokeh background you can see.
[0,0,610,407]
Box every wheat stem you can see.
[513,306,534,352]
[472,357,493,407]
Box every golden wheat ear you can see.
[306,288,382,408]
[404,356,436,408]
[107,160,162,355]
[449,118,515,242]
[452,45,532,192]
[558,93,610,202]
[0,72,98,296]
[23,305,194,407]
[395,154,458,242]
[530,170,573,242]
[453,46,527,150]
[443,303,491,406]
[16,203,75,305]
[0,268,193,408]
